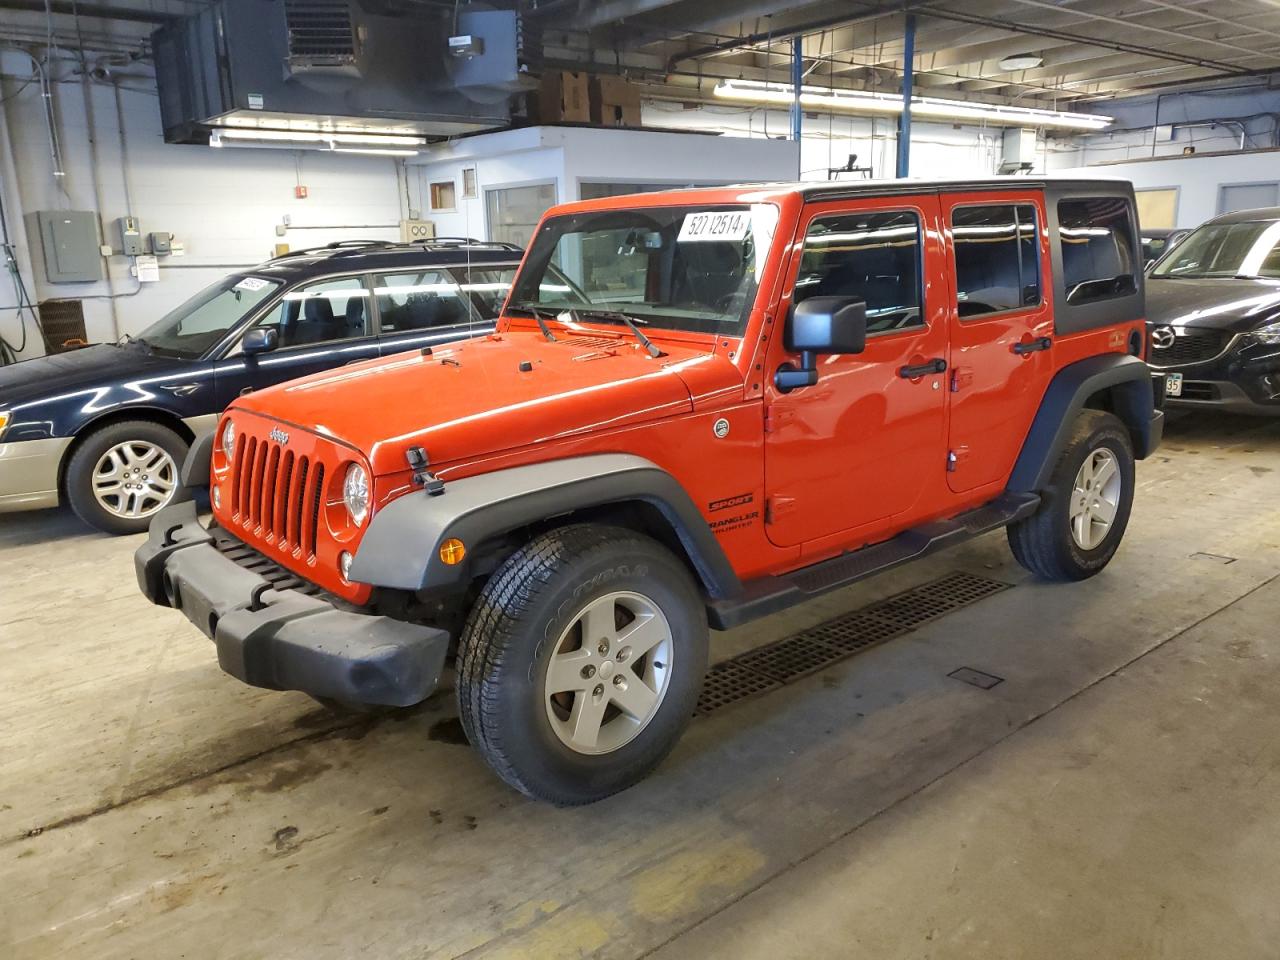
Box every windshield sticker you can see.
[678,211,752,243]
[235,277,270,292]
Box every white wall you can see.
[410,124,801,241]
[1050,149,1280,229]
[643,101,1013,181]
[1,51,407,359]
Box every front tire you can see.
[457,524,708,805]
[1008,409,1135,581]
[65,420,191,535]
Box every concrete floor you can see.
[1,410,1278,959]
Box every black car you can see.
[1141,227,1189,268]
[1146,207,1280,414]
[0,239,521,533]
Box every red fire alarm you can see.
[294,185,308,199]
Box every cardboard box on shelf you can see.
[590,75,642,127]
[535,70,591,123]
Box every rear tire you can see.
[65,420,191,535]
[1008,409,1135,581]
[457,524,708,805]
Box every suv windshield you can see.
[1151,220,1280,279]
[507,204,779,335]
[134,275,282,357]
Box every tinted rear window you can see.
[1057,198,1138,306]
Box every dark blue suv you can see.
[0,239,521,533]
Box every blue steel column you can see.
[791,35,803,147]
[896,14,916,178]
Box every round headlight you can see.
[343,463,370,526]
[220,418,236,459]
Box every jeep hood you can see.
[232,332,735,475]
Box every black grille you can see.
[1150,329,1231,367]
[1179,381,1219,401]
[696,572,1010,715]
[284,0,357,62]
[37,299,87,353]
[210,526,347,606]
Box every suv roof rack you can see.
[267,237,523,262]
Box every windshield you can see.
[1151,220,1280,279]
[134,275,282,357]
[507,203,779,335]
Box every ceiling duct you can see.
[153,0,522,145]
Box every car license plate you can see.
[1165,372,1183,397]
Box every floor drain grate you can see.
[948,666,1005,690]
[697,571,1011,716]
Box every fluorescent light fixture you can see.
[998,53,1044,70]
[712,79,1111,131]
[214,128,426,147]
[333,147,420,157]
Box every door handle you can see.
[898,358,947,379]
[1013,336,1052,355]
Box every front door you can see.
[213,275,381,406]
[763,196,950,549]
[940,192,1053,493]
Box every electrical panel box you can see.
[117,216,144,255]
[400,219,436,243]
[149,232,172,255]
[34,210,103,284]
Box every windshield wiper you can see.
[508,303,559,342]
[574,309,664,359]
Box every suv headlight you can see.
[343,463,370,526]
[220,418,236,458]
[1254,320,1280,345]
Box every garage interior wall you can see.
[0,49,407,360]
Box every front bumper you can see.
[1152,336,1280,415]
[0,436,71,512]
[135,501,449,707]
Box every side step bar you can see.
[706,492,1040,630]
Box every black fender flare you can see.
[349,454,742,599]
[1008,353,1162,493]
[181,430,216,488]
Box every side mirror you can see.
[776,296,867,392]
[241,327,278,356]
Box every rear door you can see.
[212,274,380,406]
[762,195,950,548]
[940,192,1053,493]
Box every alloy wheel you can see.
[1069,448,1121,550]
[91,440,178,520]
[543,590,674,756]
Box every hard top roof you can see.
[1207,206,1280,225]
[245,239,523,282]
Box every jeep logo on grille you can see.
[268,427,290,444]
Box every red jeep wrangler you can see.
[137,179,1162,804]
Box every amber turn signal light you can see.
[439,538,467,565]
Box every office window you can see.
[1057,198,1138,306]
[794,210,924,335]
[1218,182,1280,216]
[952,204,1040,318]
[430,180,457,211]
[461,167,478,199]
[486,182,557,248]
[1135,188,1178,230]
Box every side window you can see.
[252,276,371,348]
[1057,198,1138,305]
[794,210,924,335]
[374,271,473,332]
[952,204,1040,318]
[453,266,518,319]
